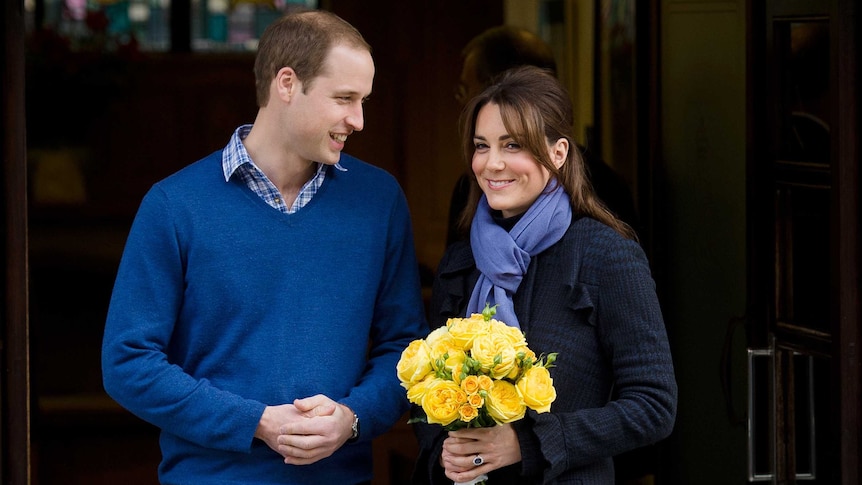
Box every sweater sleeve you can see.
[338,186,428,440]
[101,186,265,452]
[531,233,678,482]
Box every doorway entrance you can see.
[747,0,859,483]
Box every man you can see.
[102,10,426,484]
[446,26,638,246]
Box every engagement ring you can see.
[472,455,484,466]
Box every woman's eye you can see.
[473,142,489,150]
[505,142,521,150]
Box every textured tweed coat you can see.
[412,215,677,484]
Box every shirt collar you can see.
[222,124,347,181]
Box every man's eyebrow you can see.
[334,88,367,95]
[332,90,372,103]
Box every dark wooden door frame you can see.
[2,0,31,484]
[833,0,860,480]
[747,0,860,483]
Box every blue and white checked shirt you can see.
[221,124,347,214]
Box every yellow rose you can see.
[477,375,494,391]
[466,392,484,408]
[447,314,489,350]
[516,366,556,413]
[490,320,527,347]
[428,338,456,363]
[486,380,526,423]
[506,364,521,381]
[429,346,467,384]
[424,325,451,348]
[459,403,479,422]
[397,339,433,387]
[470,333,517,379]
[447,313,486,327]
[422,379,467,426]
[517,346,537,365]
[428,330,463,363]
[406,375,433,405]
[461,375,481,394]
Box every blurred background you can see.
[3,0,860,484]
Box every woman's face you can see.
[471,103,554,218]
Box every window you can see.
[24,0,318,53]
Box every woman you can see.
[413,66,677,484]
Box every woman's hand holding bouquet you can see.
[397,305,557,484]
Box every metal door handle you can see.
[747,347,817,481]
[747,348,773,482]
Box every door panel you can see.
[748,0,859,483]
[746,346,829,483]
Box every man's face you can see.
[287,44,375,165]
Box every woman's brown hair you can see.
[457,66,636,240]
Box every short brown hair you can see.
[253,10,371,107]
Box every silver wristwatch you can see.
[348,413,360,442]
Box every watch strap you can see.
[348,413,360,442]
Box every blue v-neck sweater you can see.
[102,151,426,484]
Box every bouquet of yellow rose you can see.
[397,304,557,431]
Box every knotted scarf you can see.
[466,182,573,328]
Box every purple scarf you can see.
[467,182,572,328]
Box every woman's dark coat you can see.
[413,216,677,484]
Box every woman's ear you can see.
[550,137,569,169]
[274,67,299,102]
